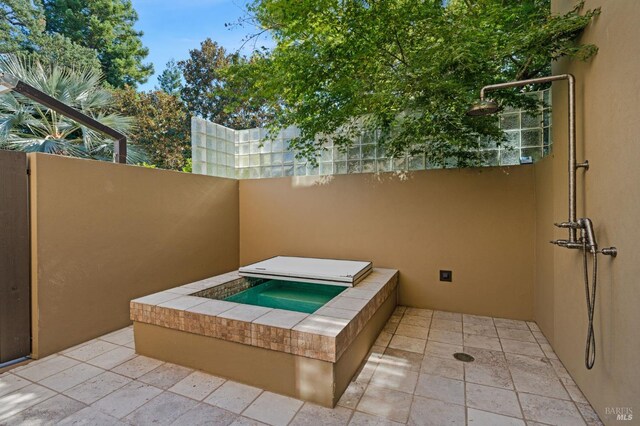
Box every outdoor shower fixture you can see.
[0,72,127,163]
[468,74,617,369]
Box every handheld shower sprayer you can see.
[468,75,618,370]
[579,218,597,254]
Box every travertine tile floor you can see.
[0,307,603,425]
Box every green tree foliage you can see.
[156,59,183,97]
[43,0,153,87]
[239,0,599,166]
[110,87,191,170]
[0,55,142,162]
[0,0,101,70]
[179,38,272,129]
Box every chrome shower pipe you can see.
[479,74,586,242]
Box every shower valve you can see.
[554,221,582,229]
[549,239,583,249]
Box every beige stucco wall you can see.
[29,153,239,357]
[240,167,536,320]
[535,1,640,422]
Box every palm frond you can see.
[0,54,140,162]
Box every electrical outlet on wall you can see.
[440,270,452,282]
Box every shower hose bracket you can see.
[576,160,590,170]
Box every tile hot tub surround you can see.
[130,268,398,406]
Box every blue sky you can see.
[131,0,269,91]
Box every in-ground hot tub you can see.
[130,257,397,407]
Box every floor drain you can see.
[453,352,475,362]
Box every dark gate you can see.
[0,150,30,363]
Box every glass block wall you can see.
[192,89,551,179]
[191,118,236,178]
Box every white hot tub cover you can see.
[238,256,373,287]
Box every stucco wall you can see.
[535,1,640,422]
[29,153,239,357]
[240,167,536,320]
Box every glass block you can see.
[239,143,250,155]
[284,165,294,176]
[335,161,348,175]
[250,129,260,141]
[235,156,240,168]
[393,157,407,171]
[283,151,294,164]
[235,144,240,155]
[377,159,391,172]
[333,147,347,161]
[362,160,375,173]
[479,150,499,167]
[543,127,551,146]
[239,155,249,168]
[272,166,284,177]
[522,113,542,129]
[409,155,425,170]
[283,127,297,138]
[216,139,225,151]
[250,142,260,154]
[260,141,271,153]
[500,149,520,166]
[206,150,216,163]
[478,135,498,149]
[193,133,206,148]
[272,139,284,152]
[543,110,551,127]
[193,118,205,134]
[240,130,249,142]
[504,131,520,148]
[444,157,458,168]
[205,135,214,150]
[193,148,206,162]
[306,164,319,175]
[543,145,552,156]
[250,154,260,167]
[260,167,272,178]
[524,91,542,101]
[226,154,234,167]
[226,141,234,154]
[320,148,332,162]
[362,131,375,144]
[348,160,362,174]
[249,167,260,178]
[260,153,272,166]
[543,89,551,106]
[283,138,292,151]
[272,152,283,166]
[521,147,543,163]
[206,163,215,175]
[225,128,234,141]
[362,144,376,159]
[500,113,519,130]
[192,162,205,175]
[348,147,361,160]
[295,164,306,176]
[238,168,250,179]
[521,129,542,147]
[319,162,333,175]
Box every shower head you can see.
[466,99,499,116]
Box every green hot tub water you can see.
[225,279,346,314]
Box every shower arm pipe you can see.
[480,74,585,242]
